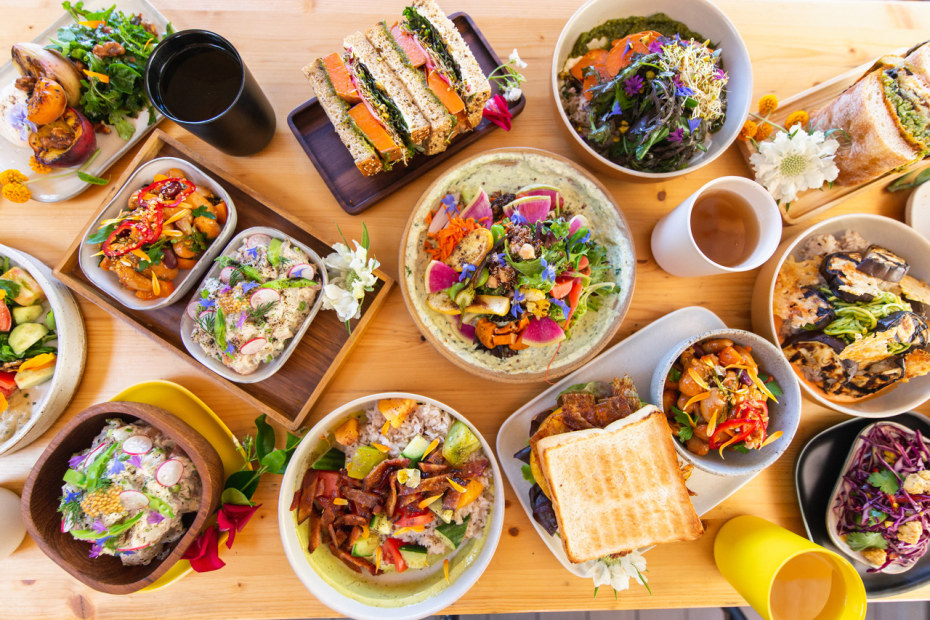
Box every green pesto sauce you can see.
[882,71,930,151]
[569,13,706,57]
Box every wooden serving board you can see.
[54,130,394,431]
[736,58,930,225]
[287,11,526,215]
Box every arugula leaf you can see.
[868,470,900,494]
[846,531,888,551]
[759,373,784,398]
[521,463,535,483]
[86,222,117,244]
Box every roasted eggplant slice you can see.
[857,245,909,282]
[846,357,906,396]
[783,336,849,394]
[529,483,559,536]
[779,287,836,336]
[820,252,886,302]
[782,330,847,353]
[839,311,929,367]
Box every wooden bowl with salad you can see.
[21,400,223,594]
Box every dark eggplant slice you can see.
[840,311,929,367]
[820,252,885,302]
[846,357,906,396]
[857,245,909,282]
[783,336,849,394]
[529,484,559,536]
[782,330,847,353]
[513,445,532,463]
[780,287,836,335]
[530,408,554,436]
[875,311,929,348]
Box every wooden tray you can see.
[287,11,526,215]
[736,58,930,225]
[54,130,394,430]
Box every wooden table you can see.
[2,1,929,617]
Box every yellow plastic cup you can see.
[714,515,867,620]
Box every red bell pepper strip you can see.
[708,417,759,450]
[0,371,16,397]
[102,222,150,258]
[381,537,407,573]
[394,506,435,528]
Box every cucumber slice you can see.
[351,534,380,558]
[9,322,48,356]
[267,238,283,267]
[14,365,55,390]
[11,304,43,324]
[436,515,470,549]
[442,421,480,467]
[45,310,55,331]
[346,445,387,479]
[370,514,392,536]
[399,544,429,570]
[428,497,454,524]
[311,447,346,471]
[401,435,430,462]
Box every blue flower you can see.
[219,285,232,295]
[688,117,701,134]
[541,257,556,281]
[68,454,84,468]
[225,343,236,355]
[578,230,591,244]
[669,127,685,143]
[88,536,111,559]
[610,99,624,117]
[200,298,216,309]
[241,281,259,293]
[245,247,259,259]
[458,263,477,282]
[510,289,525,319]
[64,490,81,503]
[510,211,527,226]
[441,194,458,215]
[106,459,125,476]
[550,298,570,317]
[492,252,506,267]
[623,39,632,58]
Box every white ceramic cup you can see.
[651,176,782,277]
[0,487,25,560]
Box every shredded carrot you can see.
[424,215,480,262]
[83,69,109,83]
[425,209,434,226]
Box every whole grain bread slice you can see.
[536,406,703,564]
[301,58,382,177]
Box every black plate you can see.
[287,12,526,215]
[795,411,930,597]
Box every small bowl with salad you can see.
[551,0,752,179]
[651,328,801,476]
[180,227,326,383]
[278,393,503,619]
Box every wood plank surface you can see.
[1,1,929,618]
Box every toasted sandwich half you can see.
[365,20,456,154]
[301,57,383,177]
[399,0,492,129]
[536,406,704,563]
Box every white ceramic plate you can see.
[0,0,169,202]
[0,245,85,457]
[497,306,763,579]
[78,156,238,311]
[905,183,930,241]
[179,226,327,384]
[278,392,504,620]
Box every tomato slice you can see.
[549,276,573,299]
[316,471,340,499]
[381,537,407,573]
[394,507,434,528]
[0,303,10,332]
[0,371,17,398]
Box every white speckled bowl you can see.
[906,182,930,241]
[649,328,802,477]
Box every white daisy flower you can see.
[503,86,523,102]
[749,123,840,204]
[321,284,361,322]
[509,48,528,69]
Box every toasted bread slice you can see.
[344,31,430,151]
[409,0,491,128]
[366,21,454,155]
[537,406,703,563]
[301,58,382,177]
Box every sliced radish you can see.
[81,441,109,468]
[186,300,202,320]
[287,263,314,279]
[568,214,587,237]
[122,435,153,455]
[219,266,234,283]
[155,459,184,487]
[428,205,451,234]
[116,543,151,552]
[61,519,68,534]
[119,490,149,511]
[198,309,215,322]
[245,233,271,249]
[250,288,279,308]
[239,337,267,355]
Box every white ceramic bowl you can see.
[78,156,237,311]
[278,393,504,620]
[751,214,930,418]
[0,487,24,560]
[649,328,802,477]
[551,0,752,180]
[179,226,326,384]
[0,245,85,457]
[906,182,930,241]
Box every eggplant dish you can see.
[773,231,930,402]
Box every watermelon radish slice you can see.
[119,490,149,511]
[428,204,451,234]
[517,184,565,209]
[198,310,214,322]
[446,315,476,341]
[219,266,234,283]
[240,337,267,355]
[155,459,184,487]
[122,435,153,455]
[60,518,68,533]
[250,288,279,308]
[81,441,109,467]
[568,214,587,237]
[520,316,566,346]
[287,263,314,279]
[459,189,492,228]
[424,260,460,293]
[503,195,552,223]
[245,233,271,249]
[186,300,202,321]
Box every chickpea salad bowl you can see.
[180,227,326,384]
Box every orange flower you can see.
[29,156,51,175]
[2,182,31,203]
[738,120,759,141]
[758,94,779,116]
[785,110,810,129]
[0,169,27,185]
[755,122,774,141]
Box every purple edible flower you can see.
[623,74,644,97]
[458,263,476,282]
[128,454,143,468]
[688,117,702,134]
[714,68,726,81]
[578,230,591,244]
[510,211,527,226]
[610,100,623,116]
[510,289,525,320]
[92,520,108,533]
[550,298,570,317]
[106,459,125,476]
[441,194,458,215]
[68,454,84,468]
[648,38,664,54]
[236,312,247,329]
[669,127,684,143]
[241,281,259,293]
[199,298,216,309]
[245,247,259,259]
[225,343,236,355]
[88,543,103,559]
[541,257,556,281]
[147,511,165,525]
[219,285,232,295]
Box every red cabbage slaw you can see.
[833,423,930,572]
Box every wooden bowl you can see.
[398,147,636,383]
[20,401,224,594]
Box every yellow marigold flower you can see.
[29,156,51,175]
[755,122,774,141]
[2,182,32,203]
[738,120,758,141]
[757,94,779,116]
[785,110,810,129]
[0,169,27,185]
